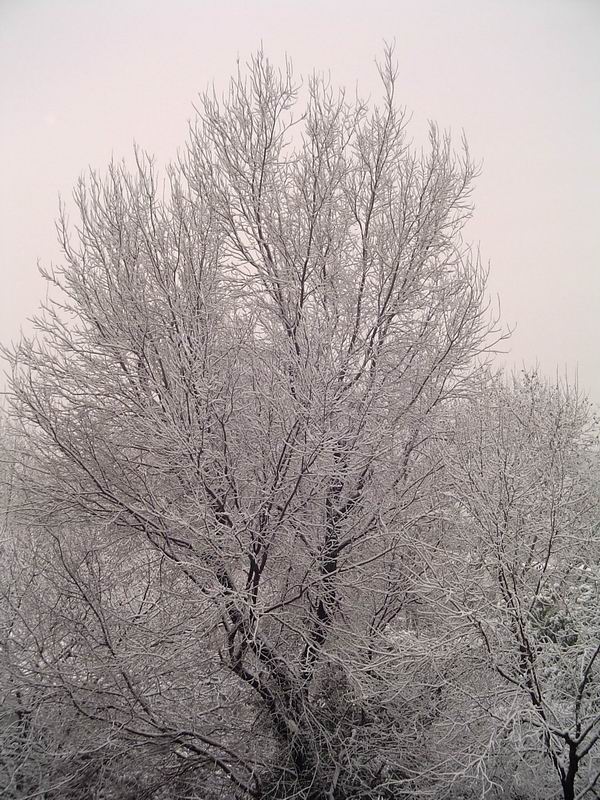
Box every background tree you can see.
[436,372,600,800]
[4,51,507,798]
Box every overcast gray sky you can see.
[1,0,598,398]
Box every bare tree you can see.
[4,51,501,798]
[438,372,600,800]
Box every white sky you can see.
[1,0,599,399]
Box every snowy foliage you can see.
[0,53,598,800]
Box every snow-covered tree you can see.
[440,372,600,800]
[3,51,504,797]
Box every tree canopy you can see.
[1,52,598,800]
